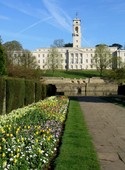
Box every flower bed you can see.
[0,96,69,170]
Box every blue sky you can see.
[0,0,125,50]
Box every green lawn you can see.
[53,97,100,170]
[42,70,101,79]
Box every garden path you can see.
[79,96,125,170]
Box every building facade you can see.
[32,17,125,70]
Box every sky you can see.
[0,0,125,50]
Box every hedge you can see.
[0,77,5,114]
[35,81,43,102]
[0,77,55,114]
[6,78,25,113]
[25,80,35,105]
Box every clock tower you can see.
[72,17,81,48]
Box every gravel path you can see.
[79,96,125,170]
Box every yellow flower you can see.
[6,133,9,137]
[2,138,6,142]
[38,149,43,154]
[13,159,17,164]
[1,128,5,134]
[3,161,7,168]
[10,153,13,157]
[21,137,24,142]
[10,133,13,137]
[16,153,20,158]
[16,148,20,153]
[17,139,20,143]
[28,126,30,129]
[0,146,2,150]
[35,139,38,143]
[47,137,50,141]
[2,153,6,158]
[35,131,39,135]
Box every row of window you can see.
[37,53,94,58]
[70,65,94,69]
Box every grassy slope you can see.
[53,98,100,170]
[42,70,101,79]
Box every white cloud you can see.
[0,0,49,19]
[42,0,72,32]
[18,16,53,34]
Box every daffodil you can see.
[2,160,7,168]
[2,153,6,158]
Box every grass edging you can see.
[53,97,100,170]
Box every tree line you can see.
[0,37,40,79]
[1,37,125,84]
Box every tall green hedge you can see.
[35,82,42,102]
[6,78,25,113]
[25,80,35,105]
[41,84,47,99]
[0,77,52,114]
[0,77,5,114]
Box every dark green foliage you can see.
[0,77,5,114]
[41,84,47,99]
[35,82,42,102]
[0,42,7,75]
[25,80,35,105]
[6,78,25,113]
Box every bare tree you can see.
[53,39,64,47]
[46,47,63,74]
[92,44,112,76]
[19,50,38,69]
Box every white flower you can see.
[8,148,11,151]
[10,158,13,161]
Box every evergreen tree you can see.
[0,38,7,75]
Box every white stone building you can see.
[32,17,125,70]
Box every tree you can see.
[19,50,38,69]
[53,39,64,47]
[0,37,7,75]
[64,43,73,47]
[3,40,23,66]
[106,68,125,84]
[109,43,122,49]
[46,47,63,74]
[92,44,112,76]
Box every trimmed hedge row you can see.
[0,77,5,114]
[0,77,52,114]
[6,78,25,113]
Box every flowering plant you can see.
[0,96,69,169]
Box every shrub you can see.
[25,80,35,105]
[6,78,25,113]
[35,81,42,102]
[0,77,5,114]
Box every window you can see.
[38,54,40,57]
[38,60,40,63]
[86,59,88,63]
[75,26,78,33]
[75,53,78,64]
[71,56,74,64]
